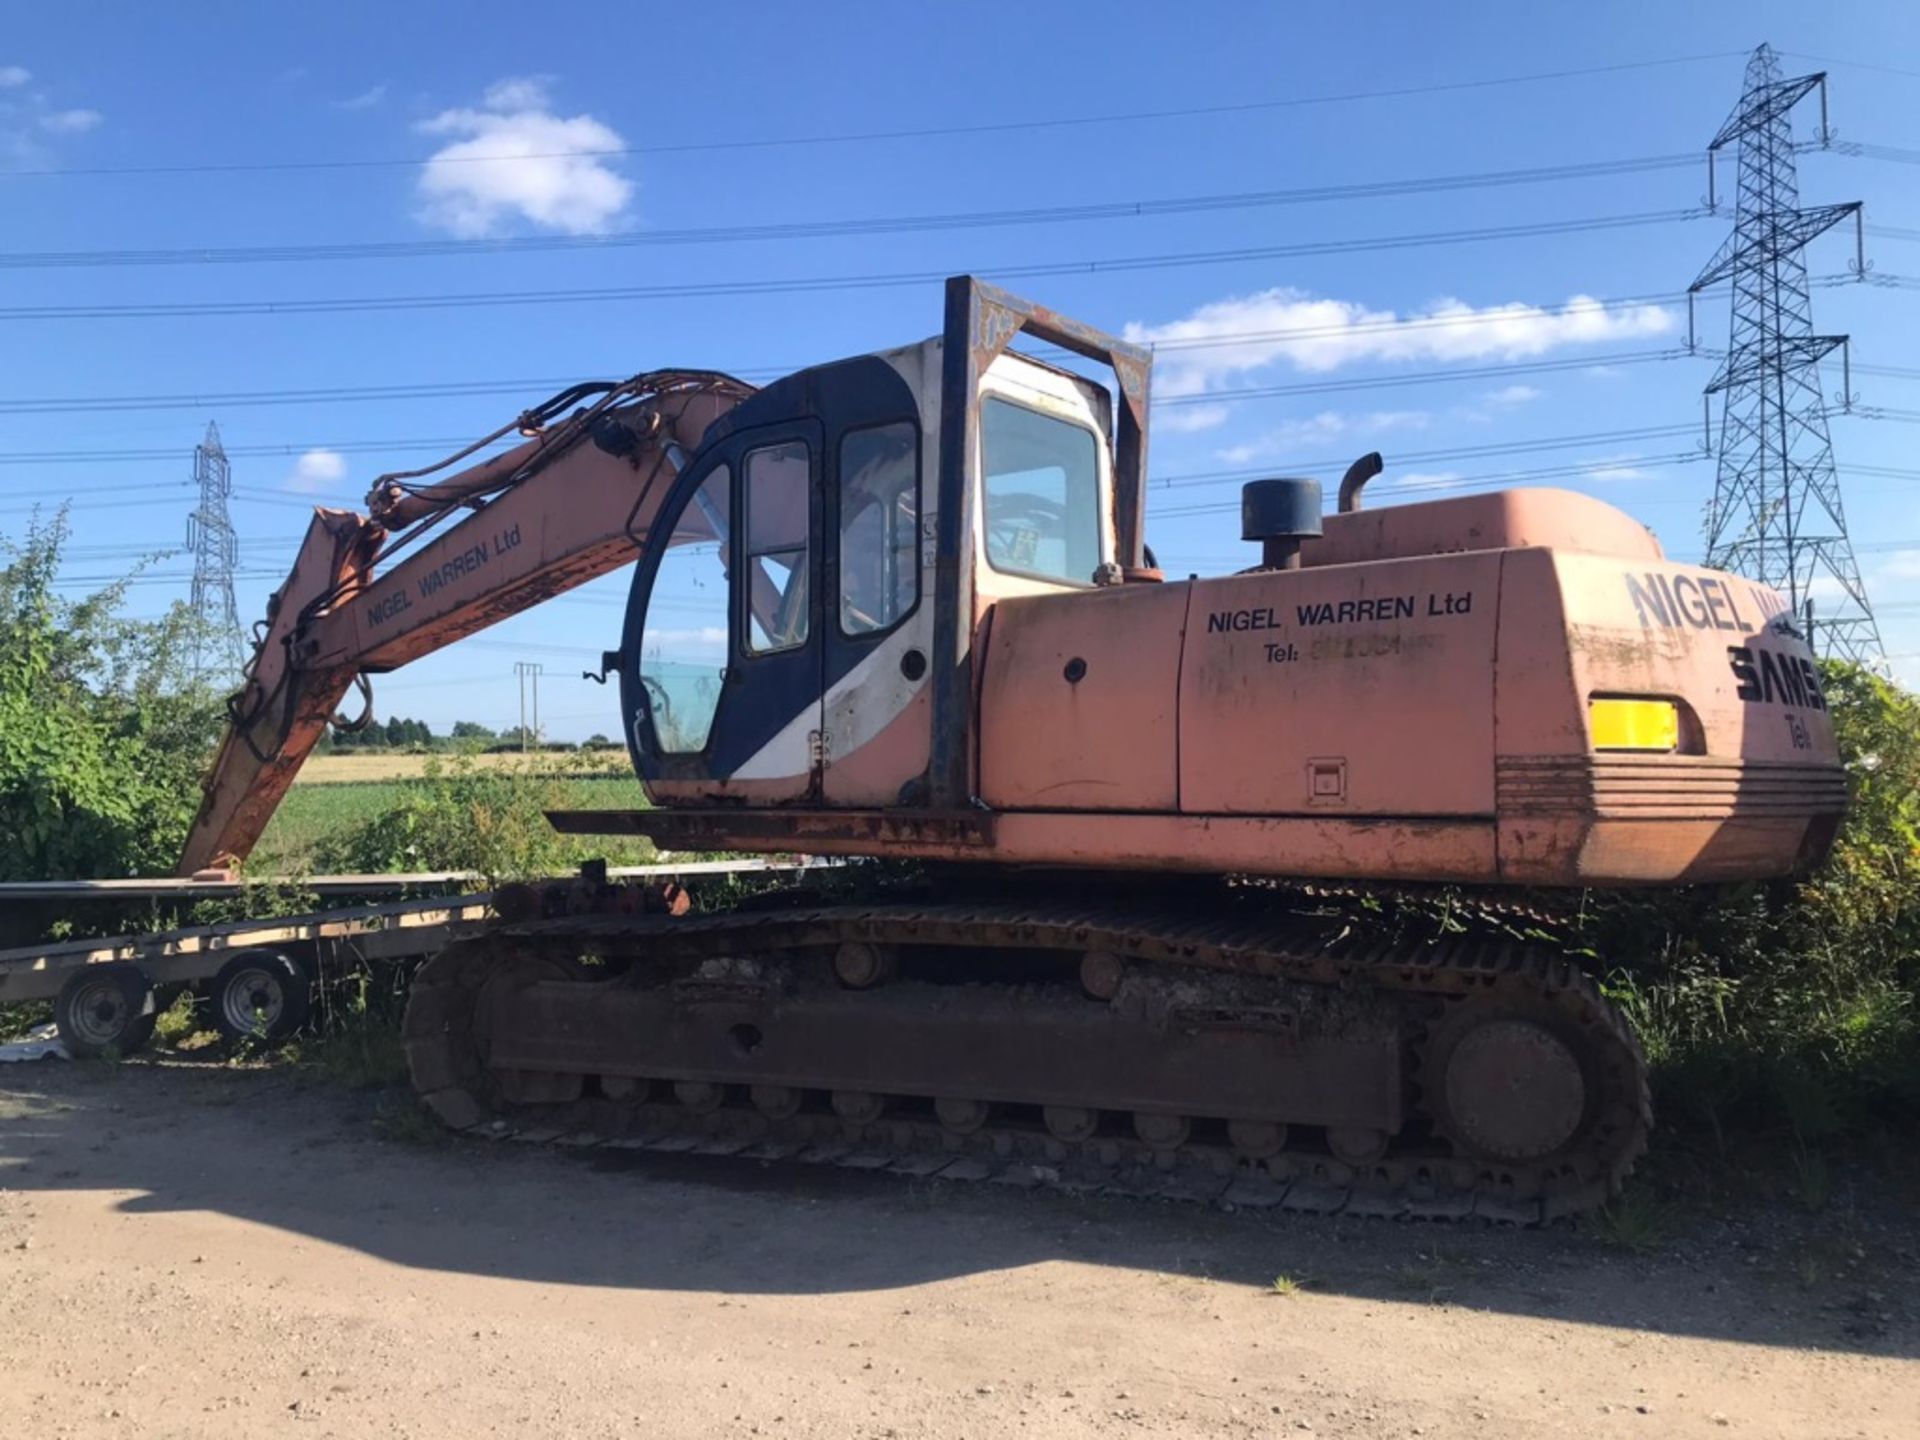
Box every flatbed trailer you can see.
[0,860,818,1055]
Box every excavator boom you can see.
[178,371,750,874]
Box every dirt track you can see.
[1,1063,1915,1439]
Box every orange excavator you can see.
[181,277,1846,1218]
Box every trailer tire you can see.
[211,951,312,1045]
[55,964,157,1059]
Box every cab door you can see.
[819,414,933,806]
[624,418,825,803]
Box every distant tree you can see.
[451,720,494,740]
[584,733,613,748]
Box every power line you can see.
[0,52,1747,181]
[0,210,1704,322]
[0,347,1691,419]
[1157,349,1687,408]
[0,417,1704,481]
[0,158,1708,270]
[1151,453,1713,519]
[1154,423,1707,489]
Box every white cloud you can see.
[287,448,348,492]
[415,76,631,236]
[1803,574,1853,605]
[1483,383,1541,407]
[1126,286,1675,397]
[1396,470,1464,492]
[1881,550,1920,582]
[481,75,553,111]
[0,70,101,163]
[335,83,387,111]
[1215,409,1429,467]
[1582,453,1652,482]
[39,107,101,134]
[1156,402,1231,435]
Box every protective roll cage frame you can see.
[929,275,1152,808]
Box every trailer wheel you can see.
[211,951,312,1045]
[55,964,158,1059]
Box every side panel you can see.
[978,582,1189,811]
[1495,548,1845,883]
[1179,553,1502,816]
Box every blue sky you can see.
[2,1,1917,738]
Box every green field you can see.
[252,771,653,874]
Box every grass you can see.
[1587,1186,1672,1255]
[250,770,652,873]
[370,1092,451,1147]
[1391,1247,1468,1303]
[285,969,411,1090]
[1268,1273,1314,1297]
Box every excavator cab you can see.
[620,276,1150,812]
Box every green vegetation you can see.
[306,758,654,881]
[254,764,654,877]
[0,516,222,881]
[1589,662,1920,1148]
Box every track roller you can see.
[751,1084,803,1119]
[832,1090,885,1123]
[1133,1112,1190,1150]
[1043,1105,1099,1143]
[935,1097,990,1135]
[674,1080,725,1113]
[1328,1125,1389,1165]
[1227,1119,1288,1158]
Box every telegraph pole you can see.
[514,661,544,750]
[186,422,246,685]
[1690,44,1882,664]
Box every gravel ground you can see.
[0,1061,1915,1439]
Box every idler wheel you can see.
[1439,1016,1587,1162]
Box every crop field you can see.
[296,750,626,783]
[251,760,650,873]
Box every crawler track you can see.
[403,893,1649,1223]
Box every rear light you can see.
[1589,697,1680,753]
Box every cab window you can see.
[639,465,730,754]
[981,397,1102,585]
[743,440,811,655]
[838,421,919,636]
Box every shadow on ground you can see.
[1,1059,1913,1360]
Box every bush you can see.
[0,515,223,880]
[313,754,644,883]
[1592,661,1920,1139]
